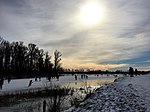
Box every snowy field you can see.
[66,74,150,112]
[0,74,116,94]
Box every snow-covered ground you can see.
[65,74,150,112]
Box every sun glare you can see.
[79,2,103,26]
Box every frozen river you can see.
[0,74,117,93]
[0,74,119,112]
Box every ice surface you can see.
[0,74,116,93]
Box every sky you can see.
[0,0,150,71]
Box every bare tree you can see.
[0,37,64,78]
[37,49,44,74]
[0,37,4,72]
[44,51,53,76]
[54,50,62,75]
[28,43,38,72]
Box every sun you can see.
[79,2,103,25]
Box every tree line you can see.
[0,37,62,78]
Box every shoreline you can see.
[65,75,149,112]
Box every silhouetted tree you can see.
[3,40,11,74]
[44,51,53,76]
[28,43,38,73]
[0,37,65,78]
[37,49,44,74]
[10,41,28,75]
[0,37,4,75]
[54,50,62,75]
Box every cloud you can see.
[62,58,128,70]
[146,60,150,63]
[0,0,150,70]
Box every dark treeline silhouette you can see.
[0,37,62,78]
[60,68,150,76]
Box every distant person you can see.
[28,80,33,87]
[135,69,138,76]
[0,81,2,90]
[35,77,38,81]
[81,75,83,79]
[7,76,11,84]
[129,67,134,77]
[56,75,59,81]
[0,78,4,90]
[86,75,88,79]
[75,75,77,80]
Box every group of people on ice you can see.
[74,74,88,80]
[28,75,60,87]
[81,74,88,79]
[128,67,141,77]
[47,75,60,82]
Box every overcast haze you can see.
[0,0,150,70]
